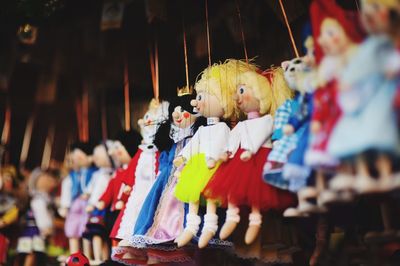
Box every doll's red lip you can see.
[176,119,182,123]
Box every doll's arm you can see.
[0,206,18,227]
[178,128,201,162]
[228,123,241,157]
[59,176,72,209]
[89,175,111,206]
[272,101,291,141]
[98,178,114,210]
[31,197,53,236]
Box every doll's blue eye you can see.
[197,95,202,101]
[239,87,245,94]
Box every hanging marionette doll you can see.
[129,88,207,263]
[61,142,97,255]
[112,99,169,261]
[96,130,142,247]
[81,141,115,265]
[203,65,295,247]
[327,0,400,195]
[304,0,365,206]
[0,166,19,265]
[172,59,256,248]
[16,169,58,266]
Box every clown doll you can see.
[96,130,141,247]
[112,99,169,261]
[0,166,19,265]
[327,0,400,194]
[62,142,97,255]
[203,66,295,246]
[173,59,257,248]
[17,169,58,266]
[82,141,115,265]
[130,89,207,262]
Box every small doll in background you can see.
[82,141,115,265]
[16,169,58,266]
[203,66,295,246]
[112,99,169,262]
[96,130,142,247]
[62,142,97,255]
[0,166,19,265]
[173,59,256,248]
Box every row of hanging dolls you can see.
[56,0,400,265]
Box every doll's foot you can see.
[174,213,201,247]
[328,174,355,203]
[354,175,380,195]
[245,213,262,245]
[198,214,218,248]
[90,259,103,265]
[240,150,252,161]
[283,207,305,218]
[219,207,240,240]
[206,159,216,169]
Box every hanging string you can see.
[182,19,190,89]
[354,0,360,11]
[149,39,160,102]
[124,58,131,131]
[278,0,299,58]
[205,0,212,66]
[82,82,90,142]
[101,91,108,140]
[20,114,35,165]
[41,125,55,170]
[75,98,83,141]
[155,38,160,101]
[235,0,249,64]
[1,101,11,145]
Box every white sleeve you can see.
[228,123,241,157]
[179,127,201,160]
[31,197,53,232]
[60,176,72,209]
[88,173,110,206]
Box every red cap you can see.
[310,0,365,63]
[66,252,90,266]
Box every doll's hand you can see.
[310,121,321,134]
[85,205,95,213]
[115,201,124,210]
[123,186,132,194]
[173,170,182,179]
[41,227,53,237]
[58,208,68,218]
[173,156,186,167]
[96,201,105,210]
[240,150,252,162]
[0,219,6,228]
[283,125,294,136]
[80,194,89,200]
[220,152,229,162]
[206,158,216,169]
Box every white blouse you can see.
[87,168,113,206]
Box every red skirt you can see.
[204,147,295,211]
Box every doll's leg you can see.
[92,236,103,264]
[245,206,262,245]
[82,238,92,260]
[376,153,394,192]
[198,200,219,248]
[23,253,36,266]
[309,217,328,266]
[68,237,80,254]
[219,202,240,240]
[354,155,379,194]
[175,202,200,247]
[102,240,110,261]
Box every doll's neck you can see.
[247,111,260,119]
[207,117,220,125]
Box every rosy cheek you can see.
[243,94,251,102]
[183,112,190,119]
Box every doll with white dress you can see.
[203,67,295,246]
[173,59,257,248]
[17,169,57,266]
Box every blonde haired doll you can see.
[173,59,256,248]
[204,67,295,245]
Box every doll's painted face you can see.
[191,92,224,118]
[1,172,14,193]
[172,106,195,129]
[109,141,131,165]
[93,145,112,168]
[36,173,57,193]
[71,148,92,168]
[235,85,260,113]
[138,101,169,144]
[318,19,351,56]
[361,1,392,34]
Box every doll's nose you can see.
[233,94,239,101]
[190,99,198,107]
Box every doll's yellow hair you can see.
[238,67,293,116]
[195,59,257,119]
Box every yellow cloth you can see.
[1,206,18,225]
[174,153,221,203]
